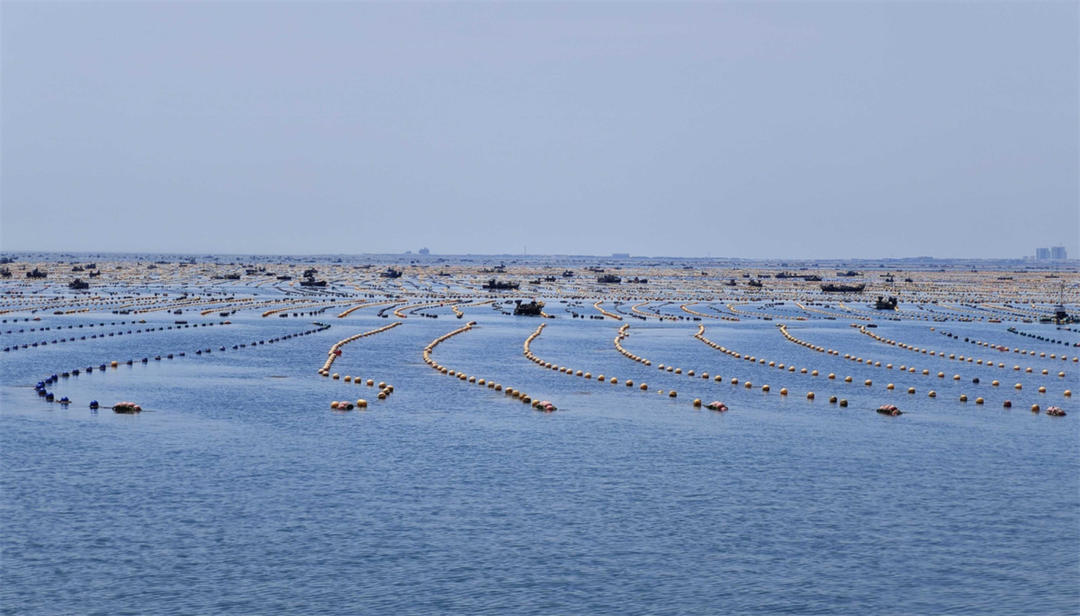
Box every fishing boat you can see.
[513,300,544,316]
[875,296,898,310]
[482,278,519,290]
[821,283,865,293]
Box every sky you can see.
[2,1,1077,259]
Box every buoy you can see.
[1030,404,1039,413]
[669,390,677,398]
[1003,400,1012,408]
[693,398,702,407]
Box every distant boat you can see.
[821,283,865,293]
[482,278,519,290]
[513,300,544,316]
[68,278,89,290]
[380,268,403,278]
[875,296,898,310]
[26,268,47,279]
[597,274,622,284]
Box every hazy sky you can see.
[2,1,1077,259]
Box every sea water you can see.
[2,305,1077,614]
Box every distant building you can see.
[419,247,430,255]
[1050,246,1067,260]
[1036,247,1051,260]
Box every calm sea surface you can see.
[2,305,1078,614]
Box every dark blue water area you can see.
[2,308,1078,615]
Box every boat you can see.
[299,277,327,287]
[26,268,47,279]
[597,274,622,284]
[821,283,865,293]
[68,278,89,290]
[380,268,403,278]
[747,279,763,288]
[513,300,544,316]
[561,270,574,277]
[482,278,519,290]
[875,296,898,310]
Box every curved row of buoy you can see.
[2,318,148,335]
[1002,326,1078,349]
[858,325,1070,376]
[30,321,333,410]
[937,326,1078,361]
[779,323,1074,398]
[613,324,652,366]
[423,321,556,412]
[593,301,622,321]
[4,320,233,353]
[335,300,398,318]
[263,300,349,318]
[318,321,402,378]
[523,323,698,405]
